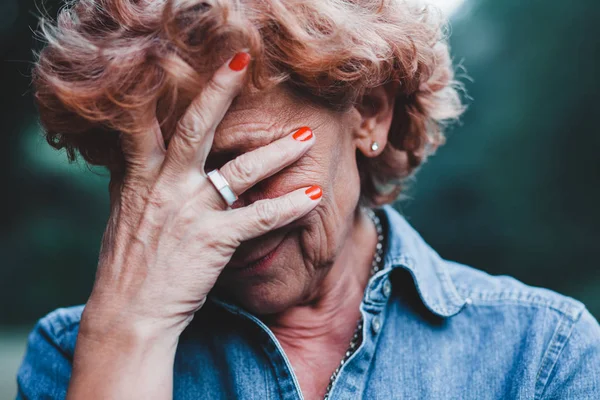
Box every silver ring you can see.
[207,169,238,207]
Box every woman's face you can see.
[210,84,370,314]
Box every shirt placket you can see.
[210,270,393,400]
[326,273,393,399]
[211,299,304,400]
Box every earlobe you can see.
[353,83,397,158]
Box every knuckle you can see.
[227,156,255,182]
[175,122,201,146]
[178,103,211,140]
[252,201,279,231]
[279,195,303,221]
[276,142,298,160]
[283,195,301,215]
[206,75,232,97]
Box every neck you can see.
[263,207,377,347]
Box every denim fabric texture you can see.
[16,205,600,399]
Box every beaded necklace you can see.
[322,208,385,400]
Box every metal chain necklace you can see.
[323,208,385,400]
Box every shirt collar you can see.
[378,205,467,318]
[210,205,467,319]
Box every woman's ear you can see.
[353,82,398,157]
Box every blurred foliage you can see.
[1,0,599,325]
[404,0,600,314]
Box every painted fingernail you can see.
[228,52,251,71]
[305,185,323,200]
[292,126,313,142]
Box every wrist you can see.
[79,294,183,351]
[69,298,180,400]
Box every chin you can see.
[233,283,304,316]
[216,273,306,316]
[215,237,309,315]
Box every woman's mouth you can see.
[227,231,290,276]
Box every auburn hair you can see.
[34,0,464,205]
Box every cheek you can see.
[280,145,362,268]
[247,127,361,267]
[330,152,362,211]
[322,130,363,218]
[311,135,362,261]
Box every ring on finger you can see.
[207,169,238,207]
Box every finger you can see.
[203,127,314,208]
[120,118,166,178]
[227,185,323,243]
[163,52,251,175]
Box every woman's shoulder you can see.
[16,305,84,399]
[32,304,84,351]
[442,261,600,397]
[445,261,600,359]
[382,205,599,396]
[382,205,596,323]
[450,260,600,342]
[446,260,589,323]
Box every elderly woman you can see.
[17,0,600,399]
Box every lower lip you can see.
[232,235,287,277]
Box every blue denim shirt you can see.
[17,205,600,399]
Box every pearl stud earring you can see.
[371,141,380,151]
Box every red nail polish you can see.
[305,185,323,200]
[292,127,313,142]
[228,52,251,71]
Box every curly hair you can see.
[34,0,464,206]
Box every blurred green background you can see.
[1,0,599,397]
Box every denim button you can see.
[372,316,382,334]
[383,280,392,298]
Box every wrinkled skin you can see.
[210,83,397,400]
[68,54,397,400]
[213,84,380,314]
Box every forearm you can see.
[67,305,180,400]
